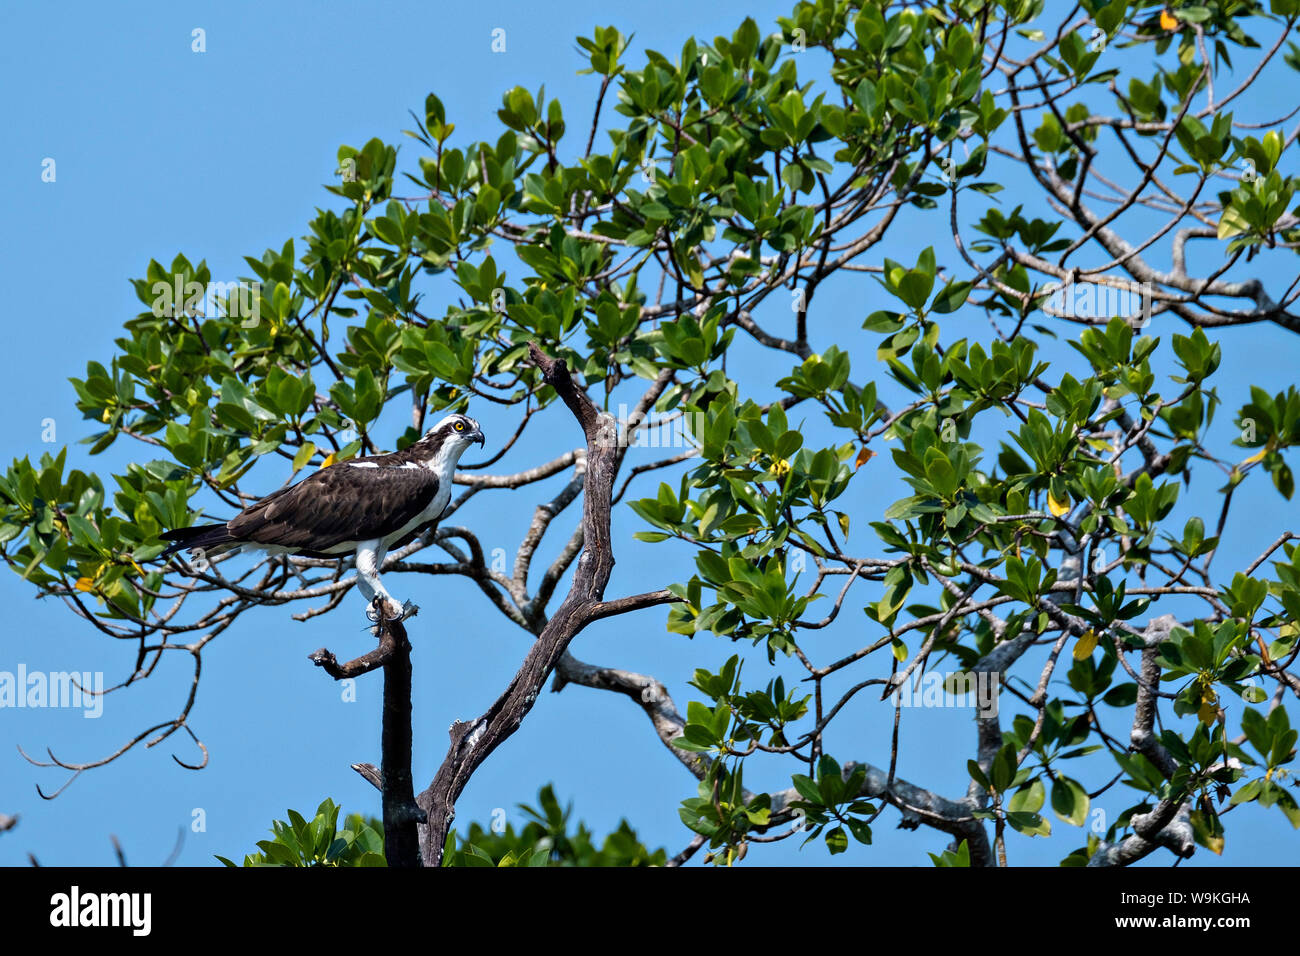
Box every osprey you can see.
[159,413,485,622]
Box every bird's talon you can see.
[366,596,411,624]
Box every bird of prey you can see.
[159,413,485,622]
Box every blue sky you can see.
[1,0,1297,867]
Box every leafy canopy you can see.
[6,0,1300,866]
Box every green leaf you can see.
[825,826,849,854]
[930,280,972,314]
[1008,779,1045,813]
[1050,776,1090,826]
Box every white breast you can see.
[378,443,460,547]
[381,481,451,547]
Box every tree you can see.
[4,0,1298,866]
[218,788,666,867]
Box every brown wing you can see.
[228,461,440,552]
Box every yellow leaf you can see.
[1217,204,1250,240]
[1159,8,1179,30]
[292,441,317,473]
[101,408,112,423]
[320,452,336,468]
[1241,446,1269,466]
[1206,832,1224,855]
[75,577,96,593]
[1047,490,1071,517]
[1073,629,1098,661]
[1197,699,1218,724]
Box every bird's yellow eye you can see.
[454,421,465,431]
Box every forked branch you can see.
[415,343,627,865]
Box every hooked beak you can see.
[471,426,485,447]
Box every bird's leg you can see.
[355,541,413,624]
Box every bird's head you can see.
[417,413,485,457]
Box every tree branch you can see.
[309,612,422,866]
[415,343,625,866]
